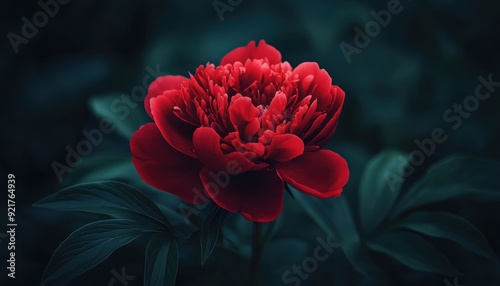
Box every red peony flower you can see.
[130,40,349,222]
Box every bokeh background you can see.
[1,0,500,285]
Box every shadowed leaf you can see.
[34,181,174,232]
[368,230,460,276]
[397,211,497,261]
[41,219,161,286]
[393,156,500,217]
[201,203,228,265]
[359,150,409,234]
[145,234,179,286]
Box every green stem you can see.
[249,222,262,285]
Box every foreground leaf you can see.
[200,203,228,265]
[64,158,199,232]
[145,234,179,286]
[396,211,497,261]
[41,219,160,286]
[367,230,460,276]
[34,181,173,232]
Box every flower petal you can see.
[308,86,346,147]
[193,127,267,172]
[267,134,304,162]
[200,168,284,222]
[275,150,349,198]
[130,123,208,204]
[292,62,333,110]
[220,40,282,66]
[145,75,187,118]
[228,96,260,140]
[151,93,197,158]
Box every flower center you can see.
[172,60,337,163]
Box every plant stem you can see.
[249,222,262,285]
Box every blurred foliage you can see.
[2,0,500,285]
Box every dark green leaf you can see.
[261,213,285,244]
[65,157,197,232]
[221,215,252,257]
[294,190,387,281]
[359,150,409,234]
[34,181,174,232]
[367,230,460,276]
[145,234,179,286]
[293,190,339,241]
[89,93,148,139]
[41,219,159,286]
[397,211,497,261]
[200,203,228,265]
[284,184,295,200]
[393,156,500,217]
[65,153,132,183]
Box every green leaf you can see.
[294,190,387,282]
[359,150,409,234]
[261,213,285,244]
[367,230,460,276]
[284,184,295,200]
[64,158,195,231]
[397,211,497,261]
[89,93,148,139]
[41,219,159,286]
[393,156,500,217]
[293,190,339,241]
[34,181,174,232]
[66,153,136,184]
[145,234,179,286]
[200,203,228,265]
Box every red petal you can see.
[309,86,346,147]
[267,134,304,162]
[228,96,260,139]
[199,168,284,222]
[145,75,187,118]
[220,40,282,66]
[193,127,267,172]
[130,123,208,204]
[292,62,333,110]
[192,127,226,171]
[151,93,197,158]
[268,91,287,116]
[276,150,349,198]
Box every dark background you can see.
[1,0,500,285]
